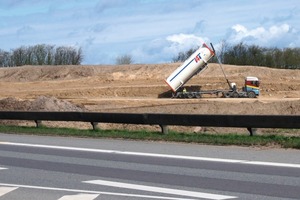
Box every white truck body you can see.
[165,43,215,92]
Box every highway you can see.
[0,133,300,200]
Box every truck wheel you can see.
[247,91,256,98]
[177,93,183,98]
[223,92,231,98]
[195,93,202,98]
[187,93,194,98]
[232,92,239,98]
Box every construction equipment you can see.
[164,43,260,98]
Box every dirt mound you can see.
[0,96,84,112]
[1,63,299,82]
[0,97,31,111]
[29,96,85,111]
[0,65,98,82]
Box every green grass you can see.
[1,125,300,149]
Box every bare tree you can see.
[45,45,55,65]
[217,40,229,63]
[0,44,83,67]
[0,50,12,67]
[116,54,133,65]
[33,44,48,65]
[54,46,83,65]
[12,46,27,66]
[70,47,83,65]
[172,47,198,63]
[246,45,264,66]
[283,47,300,69]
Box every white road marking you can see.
[58,193,99,200]
[0,186,18,197]
[84,179,237,200]
[0,183,197,200]
[1,141,300,168]
[0,167,7,170]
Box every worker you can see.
[183,88,187,94]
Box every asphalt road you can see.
[0,133,300,200]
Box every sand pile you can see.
[0,96,85,111]
[0,97,31,111]
[29,96,85,111]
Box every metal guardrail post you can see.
[91,122,99,130]
[247,128,257,136]
[159,125,168,134]
[34,120,42,128]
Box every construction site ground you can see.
[0,63,299,135]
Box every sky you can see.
[0,0,299,65]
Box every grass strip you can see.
[0,125,300,149]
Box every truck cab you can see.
[244,76,260,97]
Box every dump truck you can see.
[164,43,260,98]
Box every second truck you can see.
[164,43,260,98]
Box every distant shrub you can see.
[115,54,133,65]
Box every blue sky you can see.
[0,0,299,64]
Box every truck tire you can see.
[195,93,202,98]
[247,91,256,98]
[232,92,239,98]
[177,93,183,98]
[187,93,194,98]
[223,92,231,98]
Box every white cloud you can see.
[269,24,290,36]
[227,24,299,47]
[129,33,209,64]
[165,34,208,55]
[167,34,204,46]
[232,24,248,34]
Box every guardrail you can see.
[0,111,299,136]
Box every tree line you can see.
[2,42,299,68]
[0,44,83,67]
[173,42,300,69]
